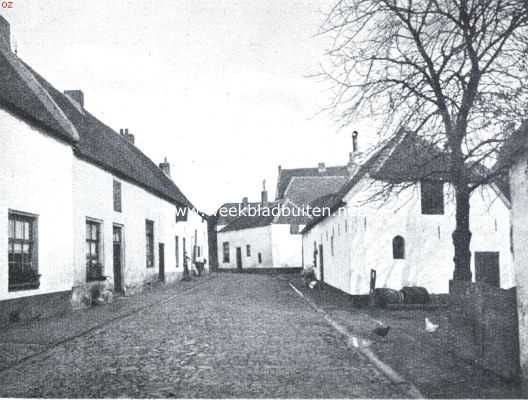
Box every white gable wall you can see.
[0,108,74,300]
[303,175,513,295]
[270,225,303,268]
[217,226,273,269]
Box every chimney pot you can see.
[318,162,326,173]
[159,158,171,178]
[0,15,11,52]
[64,90,84,108]
[261,179,268,206]
[352,130,359,153]
[242,197,249,209]
[121,128,135,145]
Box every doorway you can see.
[236,247,243,270]
[113,225,124,293]
[475,251,500,287]
[318,244,324,282]
[159,243,165,282]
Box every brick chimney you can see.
[261,180,268,206]
[347,131,360,176]
[159,157,171,178]
[242,197,249,209]
[318,162,326,174]
[0,15,11,52]
[120,128,135,145]
[352,130,359,152]
[64,90,84,108]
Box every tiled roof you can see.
[0,46,79,143]
[276,165,349,200]
[283,176,349,206]
[216,202,262,226]
[0,49,194,209]
[219,200,311,233]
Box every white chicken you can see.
[308,280,318,289]
[425,317,439,333]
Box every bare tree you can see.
[319,0,528,281]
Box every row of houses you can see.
[0,16,208,325]
[214,131,513,295]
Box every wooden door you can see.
[475,252,500,287]
[112,225,123,293]
[236,247,243,270]
[159,243,165,282]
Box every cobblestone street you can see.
[0,274,405,398]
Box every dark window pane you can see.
[392,236,405,259]
[421,181,444,215]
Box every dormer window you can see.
[421,181,444,215]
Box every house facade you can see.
[302,131,514,295]
[0,16,208,322]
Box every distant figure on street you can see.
[303,264,317,288]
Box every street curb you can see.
[288,282,425,399]
[0,275,216,374]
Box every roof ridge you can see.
[3,51,79,141]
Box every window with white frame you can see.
[86,219,104,281]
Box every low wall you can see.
[0,290,72,328]
[448,280,520,380]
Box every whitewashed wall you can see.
[303,176,513,295]
[217,226,273,269]
[0,108,74,300]
[270,225,303,267]
[73,157,208,295]
[511,156,528,379]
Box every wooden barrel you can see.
[372,288,403,307]
[401,286,430,304]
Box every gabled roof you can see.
[276,165,349,200]
[303,131,513,234]
[283,176,349,206]
[302,131,462,234]
[0,49,195,209]
[0,46,79,143]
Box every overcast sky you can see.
[3,1,377,212]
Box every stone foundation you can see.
[448,280,520,380]
[0,290,72,328]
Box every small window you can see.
[421,181,444,215]
[246,244,251,257]
[290,224,300,234]
[223,242,230,263]
[8,211,39,291]
[175,235,180,267]
[86,219,104,280]
[258,252,262,264]
[392,236,405,259]
[113,180,122,212]
[176,205,188,222]
[146,220,155,268]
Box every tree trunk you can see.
[452,185,472,281]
